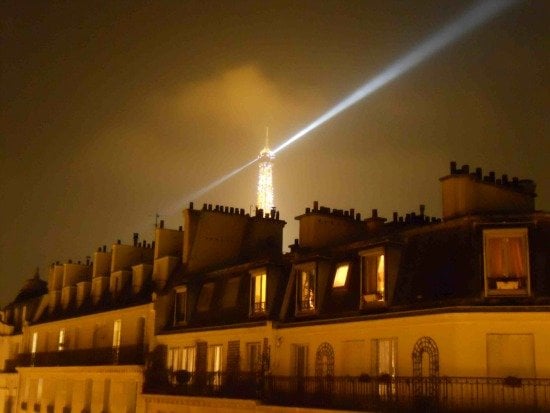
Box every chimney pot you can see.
[103,245,106,252]
[179,226,183,231]
[502,174,509,184]
[202,203,207,210]
[356,213,361,221]
[160,220,164,229]
[393,212,398,222]
[475,167,482,179]
[461,164,470,174]
[489,171,495,182]
[133,233,139,246]
[372,209,378,218]
[450,161,457,174]
[208,204,212,210]
[419,204,425,216]
[189,202,194,210]
[117,239,121,244]
[313,201,319,211]
[306,207,311,213]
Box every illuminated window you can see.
[58,328,66,351]
[297,266,316,312]
[196,282,215,312]
[246,342,262,372]
[31,332,38,354]
[174,287,187,324]
[361,248,385,304]
[207,344,223,386]
[372,338,397,396]
[484,228,530,296]
[333,263,350,288]
[167,346,196,377]
[250,270,267,314]
[112,319,121,348]
[222,277,240,308]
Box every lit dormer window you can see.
[361,248,385,304]
[333,263,350,288]
[296,263,316,313]
[250,269,267,314]
[174,287,187,324]
[58,328,66,351]
[484,228,530,296]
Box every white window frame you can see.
[483,228,530,297]
[360,247,386,305]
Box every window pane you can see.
[197,283,215,312]
[484,229,529,295]
[222,277,240,308]
[300,270,315,310]
[174,290,187,323]
[333,264,349,288]
[362,250,385,303]
[252,273,267,313]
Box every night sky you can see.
[1,1,548,307]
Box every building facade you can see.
[1,162,549,412]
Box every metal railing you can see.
[15,345,145,367]
[144,373,550,411]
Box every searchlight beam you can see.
[178,0,519,209]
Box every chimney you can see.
[133,233,139,247]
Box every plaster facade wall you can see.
[22,304,154,353]
[271,312,550,378]
[17,366,144,413]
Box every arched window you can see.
[315,342,335,377]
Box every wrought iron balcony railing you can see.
[143,373,550,411]
[15,345,145,367]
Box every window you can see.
[372,338,397,377]
[112,319,121,348]
[246,342,262,372]
[167,346,196,374]
[372,337,397,397]
[196,282,215,312]
[31,332,38,355]
[207,344,223,386]
[296,264,316,312]
[251,270,267,314]
[333,263,350,288]
[222,277,240,308]
[361,248,385,304]
[292,344,308,377]
[173,287,187,324]
[484,228,530,296]
[58,328,65,351]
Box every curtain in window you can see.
[486,236,525,277]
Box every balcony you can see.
[15,345,144,367]
[144,373,550,411]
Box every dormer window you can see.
[174,287,187,325]
[250,269,267,314]
[222,277,241,309]
[333,263,350,288]
[196,282,215,312]
[58,328,66,351]
[361,248,385,305]
[296,263,316,313]
[484,228,530,296]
